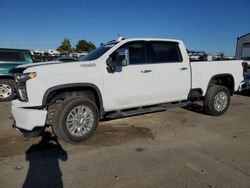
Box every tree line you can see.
[57,38,96,54]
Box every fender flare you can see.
[205,73,235,95]
[42,83,104,117]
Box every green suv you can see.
[0,48,33,101]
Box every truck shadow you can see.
[82,125,155,146]
[23,131,68,188]
[183,103,206,115]
[235,90,250,97]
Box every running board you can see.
[106,101,190,119]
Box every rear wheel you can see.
[52,97,99,143]
[0,79,15,102]
[204,85,231,116]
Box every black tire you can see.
[204,85,231,116]
[51,97,75,140]
[52,97,99,143]
[0,79,15,102]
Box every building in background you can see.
[236,33,250,60]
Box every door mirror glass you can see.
[106,48,129,73]
[115,48,129,66]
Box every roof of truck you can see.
[105,37,183,46]
[122,38,182,43]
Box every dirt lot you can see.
[0,93,250,188]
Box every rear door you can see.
[147,41,191,103]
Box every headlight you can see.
[14,72,37,102]
[15,72,37,82]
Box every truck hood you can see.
[16,61,61,68]
[9,60,96,74]
[16,60,96,69]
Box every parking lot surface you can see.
[0,93,250,188]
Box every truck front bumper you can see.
[11,101,47,137]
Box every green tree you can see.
[219,52,225,59]
[76,40,96,53]
[57,38,72,54]
[72,47,76,53]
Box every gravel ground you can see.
[0,93,250,188]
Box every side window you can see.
[149,42,182,63]
[0,51,25,62]
[117,42,147,65]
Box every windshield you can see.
[79,44,115,61]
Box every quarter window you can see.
[149,42,182,63]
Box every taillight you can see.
[242,62,248,76]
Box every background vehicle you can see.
[0,48,33,101]
[10,37,244,143]
[243,57,250,67]
[188,50,208,61]
[54,56,79,62]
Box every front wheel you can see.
[52,97,99,143]
[204,85,231,116]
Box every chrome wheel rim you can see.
[0,84,12,99]
[214,91,228,112]
[66,105,94,137]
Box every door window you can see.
[117,41,147,65]
[148,42,182,63]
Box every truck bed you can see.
[191,60,243,93]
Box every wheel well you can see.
[208,74,235,95]
[44,85,103,117]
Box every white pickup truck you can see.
[10,37,245,143]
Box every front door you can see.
[103,41,155,111]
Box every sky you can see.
[0,0,249,55]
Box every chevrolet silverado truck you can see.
[10,37,245,143]
[0,48,33,101]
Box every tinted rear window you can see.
[0,51,25,62]
[149,42,182,63]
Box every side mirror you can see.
[115,48,129,66]
[106,48,129,73]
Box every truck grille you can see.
[14,74,28,101]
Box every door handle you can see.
[141,70,152,73]
[179,67,188,71]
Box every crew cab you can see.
[10,37,245,143]
[0,48,33,101]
